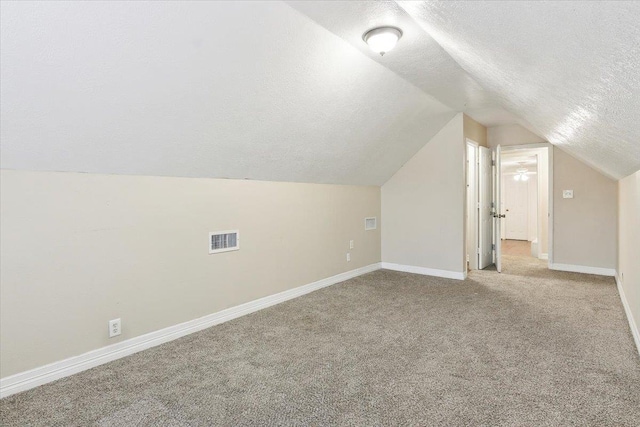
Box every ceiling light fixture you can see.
[514,168,529,181]
[363,26,403,56]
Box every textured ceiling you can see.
[398,1,640,179]
[0,1,453,185]
[286,0,520,128]
[2,1,638,184]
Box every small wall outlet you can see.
[562,190,574,199]
[109,318,121,338]
[349,240,354,249]
[346,253,351,262]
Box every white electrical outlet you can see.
[563,190,574,199]
[346,253,351,262]
[109,318,121,338]
[349,240,354,249]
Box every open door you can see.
[493,145,504,272]
[478,146,492,269]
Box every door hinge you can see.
[492,160,495,166]
[492,244,495,250]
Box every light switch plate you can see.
[563,190,574,199]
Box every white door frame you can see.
[493,145,502,272]
[465,139,479,273]
[500,143,554,267]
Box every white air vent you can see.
[365,217,377,231]
[209,230,239,254]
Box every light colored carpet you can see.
[1,255,639,426]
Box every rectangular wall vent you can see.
[209,230,239,254]
[365,217,377,231]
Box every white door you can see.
[493,145,503,273]
[478,146,492,269]
[504,177,528,240]
[466,144,478,270]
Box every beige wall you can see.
[382,114,465,273]
[488,124,617,270]
[487,123,545,148]
[463,114,487,147]
[618,170,640,347]
[553,148,617,269]
[0,170,381,377]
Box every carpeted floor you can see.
[1,255,639,426]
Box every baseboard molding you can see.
[615,273,640,358]
[0,263,382,399]
[381,262,465,280]
[539,253,549,260]
[549,263,615,276]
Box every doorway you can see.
[497,145,552,268]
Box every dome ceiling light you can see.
[514,168,530,181]
[362,26,403,56]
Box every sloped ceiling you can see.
[291,0,640,180]
[2,1,638,184]
[0,1,454,185]
[397,1,640,179]
[286,0,522,127]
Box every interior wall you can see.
[487,123,545,148]
[618,169,640,348]
[0,169,381,378]
[489,124,619,269]
[463,114,487,147]
[382,114,465,274]
[553,148,617,269]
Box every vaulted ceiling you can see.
[2,1,639,183]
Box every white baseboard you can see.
[539,253,549,260]
[381,262,465,280]
[0,263,382,399]
[615,273,640,358]
[550,263,615,276]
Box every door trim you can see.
[465,139,479,273]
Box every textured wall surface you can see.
[0,1,453,185]
[0,170,381,377]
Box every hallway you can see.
[501,239,534,258]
